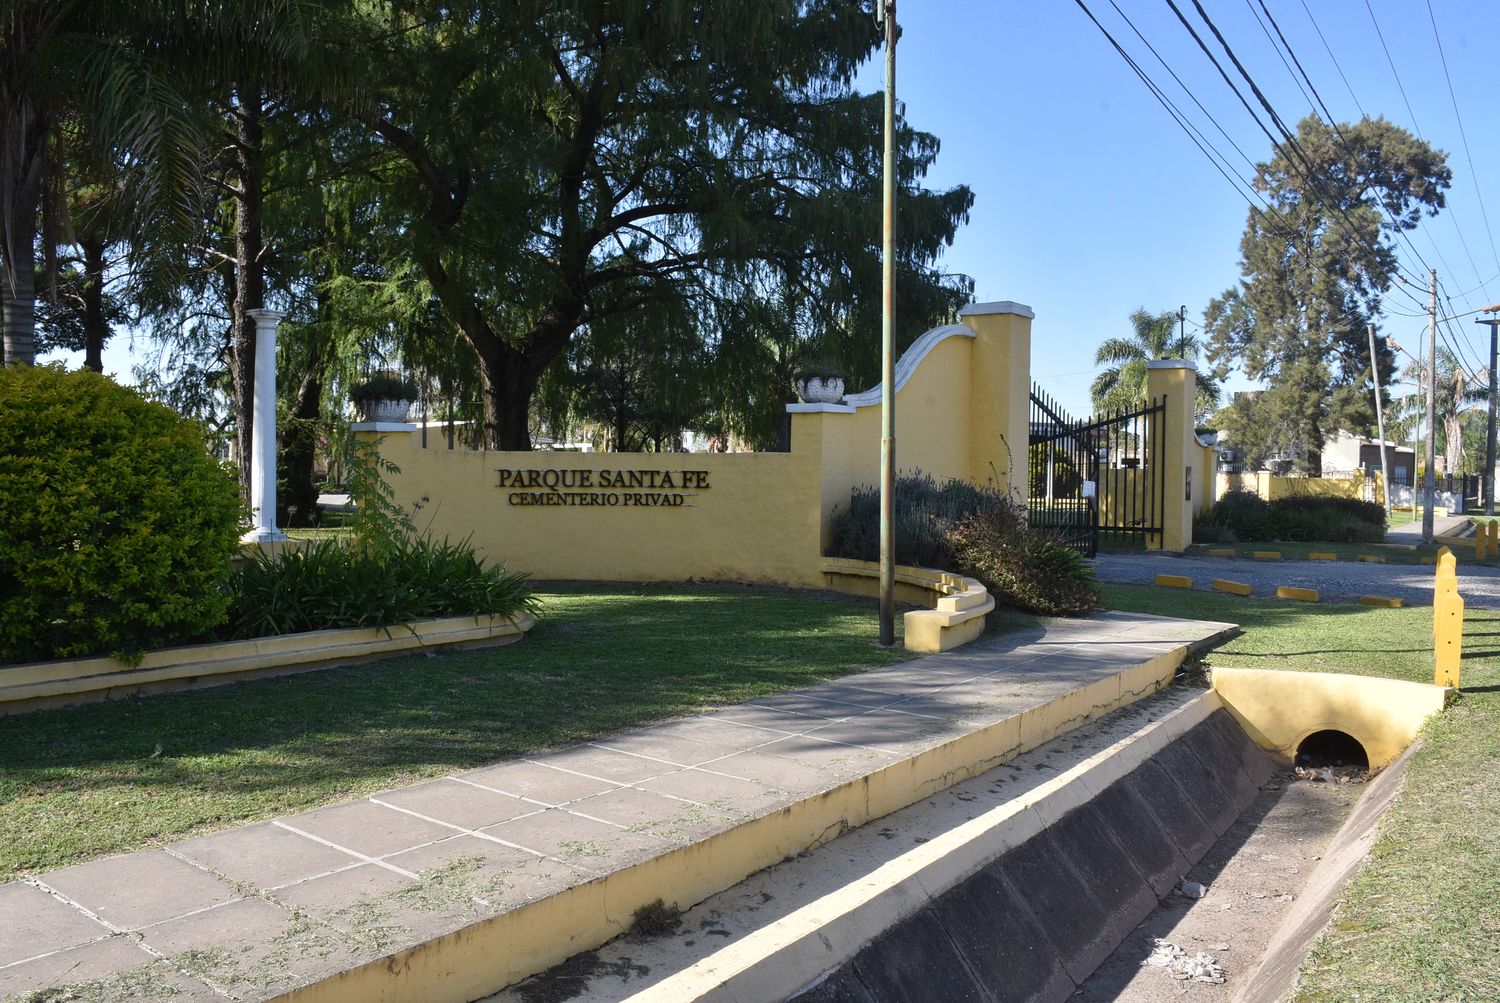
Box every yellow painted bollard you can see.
[1434,549,1463,688]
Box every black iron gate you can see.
[1028,384,1168,556]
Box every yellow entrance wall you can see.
[364,439,826,586]
[357,302,1036,587]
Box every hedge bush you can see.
[229,436,539,638]
[828,475,1098,616]
[1196,489,1386,543]
[0,366,243,663]
[228,534,539,638]
[830,474,1021,571]
[949,511,1099,616]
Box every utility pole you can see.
[1368,325,1391,515]
[877,0,897,646]
[1179,304,1187,348]
[1477,306,1500,515]
[1424,268,1437,543]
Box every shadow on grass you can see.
[0,583,925,876]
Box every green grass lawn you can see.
[0,583,952,882]
[1103,584,1500,1001]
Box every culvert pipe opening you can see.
[1296,729,1369,770]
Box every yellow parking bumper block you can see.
[1308,552,1337,561]
[1154,574,1192,589]
[1276,585,1319,603]
[1360,595,1405,608]
[1213,579,1252,597]
[1252,551,1282,561]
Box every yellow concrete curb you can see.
[0,613,535,713]
[1154,574,1192,589]
[1358,555,1387,564]
[1275,586,1319,603]
[1252,551,1282,560]
[1207,548,1235,558]
[277,630,1211,1003]
[1308,552,1337,561]
[1360,596,1405,608]
[1213,579,1252,597]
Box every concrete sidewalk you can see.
[1386,512,1469,543]
[1,611,1232,1003]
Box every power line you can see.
[1171,0,1434,299]
[1297,0,1364,118]
[1425,0,1500,277]
[1361,0,1489,295]
[1293,0,1487,311]
[1363,0,1424,137]
[1067,0,1267,218]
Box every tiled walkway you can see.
[1,611,1232,1002]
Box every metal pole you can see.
[1478,313,1500,516]
[878,0,898,646]
[1424,268,1437,543]
[1368,325,1391,515]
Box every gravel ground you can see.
[1093,552,1500,608]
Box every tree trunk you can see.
[281,342,323,527]
[81,235,106,371]
[1,94,44,367]
[229,86,265,493]
[478,346,541,451]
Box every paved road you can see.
[1093,552,1500,608]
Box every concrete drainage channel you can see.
[492,671,1448,1003]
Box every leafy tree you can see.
[1,1,321,367]
[1091,307,1220,420]
[353,0,973,449]
[1205,116,1450,474]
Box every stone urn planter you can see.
[351,371,418,423]
[358,398,414,422]
[795,375,846,404]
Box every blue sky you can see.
[854,0,1500,417]
[50,1,1500,422]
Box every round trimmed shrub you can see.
[0,366,244,663]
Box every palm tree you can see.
[1387,347,1483,475]
[1,1,322,366]
[1091,307,1222,419]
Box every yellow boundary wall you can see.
[362,304,1037,589]
[1215,470,1383,506]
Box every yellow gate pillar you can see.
[956,301,1034,503]
[1145,360,1199,552]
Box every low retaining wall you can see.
[0,613,534,713]
[817,558,993,652]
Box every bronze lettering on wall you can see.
[495,468,711,508]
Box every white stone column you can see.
[242,309,287,543]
